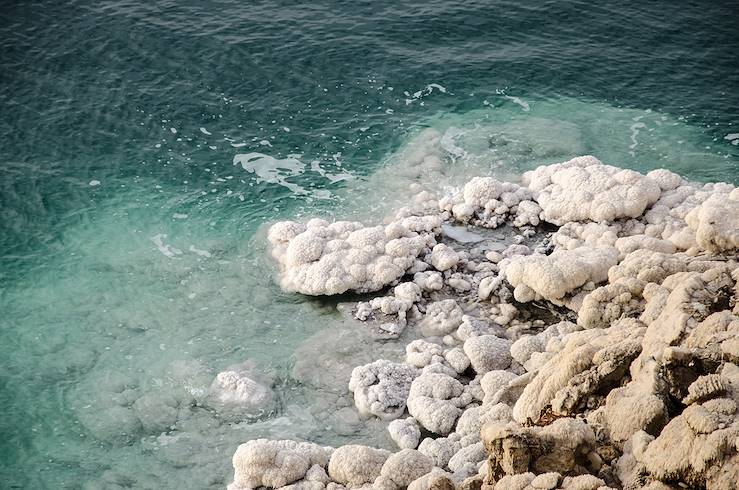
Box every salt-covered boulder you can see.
[428,243,460,271]
[267,215,441,295]
[577,278,646,329]
[417,434,462,468]
[230,439,332,489]
[440,177,534,229]
[482,418,599,481]
[408,373,473,435]
[685,191,739,253]
[504,247,618,304]
[407,467,456,490]
[388,417,422,449]
[209,362,274,418]
[509,321,581,371]
[522,156,661,225]
[463,335,513,374]
[406,340,445,368]
[419,300,464,337]
[374,449,433,490]
[635,397,739,488]
[513,320,645,424]
[349,360,420,420]
[328,445,391,487]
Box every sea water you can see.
[1,1,738,488]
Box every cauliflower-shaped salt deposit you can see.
[328,445,390,487]
[522,156,661,225]
[407,372,473,435]
[373,449,433,490]
[267,215,441,295]
[463,335,512,375]
[349,360,420,420]
[428,243,460,271]
[208,362,274,418]
[504,246,618,304]
[419,299,464,337]
[406,339,445,368]
[387,417,422,449]
[440,177,534,229]
[685,191,739,253]
[230,439,332,489]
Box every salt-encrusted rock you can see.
[349,360,420,420]
[418,434,461,468]
[429,243,460,271]
[614,235,676,259]
[230,439,332,489]
[408,372,473,435]
[646,168,684,191]
[482,418,598,481]
[388,417,422,449]
[448,442,486,473]
[550,222,621,251]
[634,265,736,380]
[414,271,444,291]
[328,445,391,487]
[419,300,464,337]
[607,249,689,284]
[636,398,739,488]
[373,449,433,490]
[491,472,614,490]
[208,362,274,418]
[279,481,325,490]
[577,278,645,329]
[463,335,513,374]
[685,191,739,253]
[480,371,518,402]
[356,282,422,333]
[682,373,729,405]
[444,347,471,373]
[513,320,645,424]
[306,464,331,484]
[440,177,534,229]
[603,386,668,444]
[522,156,661,225]
[456,315,506,342]
[509,321,581,371]
[407,468,456,490]
[267,215,441,295]
[504,247,618,304]
[406,340,445,368]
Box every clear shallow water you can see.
[1,0,738,488]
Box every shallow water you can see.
[1,0,738,488]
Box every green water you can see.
[1,1,738,488]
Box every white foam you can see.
[504,95,530,111]
[233,152,307,194]
[440,127,468,161]
[89,180,101,186]
[199,127,212,136]
[189,245,212,258]
[629,121,646,156]
[150,234,183,258]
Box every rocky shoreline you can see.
[226,146,738,490]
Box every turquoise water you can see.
[1,1,738,488]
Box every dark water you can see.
[1,1,738,488]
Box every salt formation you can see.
[229,155,739,490]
